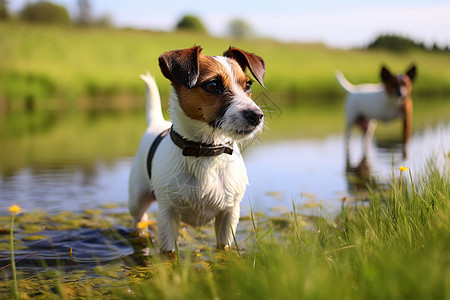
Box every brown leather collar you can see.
[170,126,233,157]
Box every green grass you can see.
[1,159,449,298]
[1,24,450,111]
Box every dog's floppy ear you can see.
[159,46,202,89]
[380,65,393,83]
[223,47,266,88]
[406,64,417,82]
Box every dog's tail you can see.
[140,71,165,127]
[335,70,356,93]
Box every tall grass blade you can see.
[10,214,19,300]
[230,225,241,258]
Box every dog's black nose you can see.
[242,109,263,126]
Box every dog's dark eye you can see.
[203,80,222,93]
[245,80,253,93]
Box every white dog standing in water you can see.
[336,65,416,157]
[128,46,266,252]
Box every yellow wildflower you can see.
[137,220,156,229]
[398,166,408,172]
[9,205,21,215]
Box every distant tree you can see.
[0,0,9,21]
[432,43,440,52]
[228,19,255,39]
[20,1,70,25]
[367,34,426,52]
[77,0,92,26]
[93,15,113,28]
[176,15,208,34]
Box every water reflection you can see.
[345,154,372,194]
[0,103,449,217]
[0,160,132,216]
[344,135,399,200]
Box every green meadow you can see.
[1,23,450,111]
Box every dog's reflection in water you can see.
[344,151,381,208]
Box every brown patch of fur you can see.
[382,74,413,142]
[402,96,413,143]
[385,74,414,143]
[383,73,413,96]
[401,75,413,94]
[355,115,369,133]
[383,80,394,95]
[173,53,251,125]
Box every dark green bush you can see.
[367,34,426,52]
[19,1,70,25]
[0,0,10,21]
[176,15,208,34]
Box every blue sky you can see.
[11,0,450,48]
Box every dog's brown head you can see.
[381,64,417,99]
[158,46,266,141]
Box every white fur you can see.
[336,71,405,152]
[129,62,262,252]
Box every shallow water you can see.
[0,121,448,273]
[245,122,450,216]
[1,120,448,218]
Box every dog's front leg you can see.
[215,204,240,250]
[157,207,180,252]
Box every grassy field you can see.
[1,159,449,298]
[1,24,450,111]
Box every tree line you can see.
[367,34,450,53]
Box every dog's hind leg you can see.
[345,102,358,156]
[128,189,156,236]
[344,123,352,155]
[344,113,358,157]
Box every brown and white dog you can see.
[336,65,416,156]
[128,46,266,252]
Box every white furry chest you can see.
[152,141,248,226]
